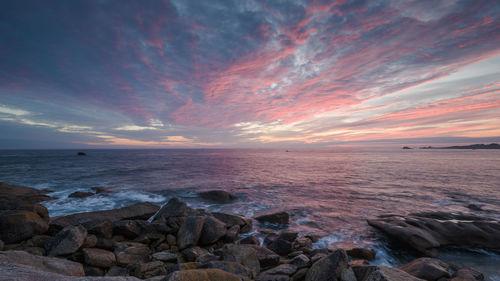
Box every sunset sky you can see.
[1,0,499,148]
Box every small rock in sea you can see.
[91,186,114,194]
[68,191,94,198]
[466,203,483,211]
[77,152,86,156]
[198,190,237,203]
[346,247,376,261]
[256,211,290,225]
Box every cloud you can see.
[114,125,159,131]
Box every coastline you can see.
[1,182,496,281]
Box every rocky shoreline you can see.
[0,182,496,281]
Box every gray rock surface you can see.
[305,249,348,281]
[177,216,205,249]
[46,225,87,256]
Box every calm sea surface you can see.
[1,149,499,279]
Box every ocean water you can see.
[1,148,499,279]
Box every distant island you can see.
[418,143,500,149]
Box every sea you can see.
[1,148,499,279]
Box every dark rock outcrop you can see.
[0,210,49,243]
[199,216,226,245]
[198,190,237,203]
[68,191,94,198]
[368,212,500,257]
[256,212,289,225]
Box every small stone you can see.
[114,242,151,265]
[152,250,178,262]
[113,220,141,239]
[181,246,208,262]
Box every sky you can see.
[1,0,499,149]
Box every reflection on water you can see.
[1,148,499,279]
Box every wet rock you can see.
[0,210,49,243]
[399,258,451,281]
[212,212,253,233]
[164,268,250,281]
[222,244,261,276]
[365,266,425,281]
[152,251,178,262]
[247,244,281,268]
[182,246,208,262]
[199,216,226,245]
[263,264,297,276]
[83,234,98,248]
[290,254,310,269]
[129,261,166,279]
[113,220,141,239]
[114,242,151,265]
[0,250,85,276]
[49,202,159,232]
[367,212,500,257]
[256,212,289,225]
[82,219,113,238]
[225,225,241,243]
[450,267,484,281]
[46,225,87,256]
[198,261,254,278]
[198,190,237,203]
[305,249,348,281]
[177,216,205,249]
[83,248,116,268]
[68,191,94,198]
[346,247,376,261]
[240,235,259,245]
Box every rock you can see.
[225,225,241,243]
[262,264,297,276]
[113,220,141,238]
[290,254,310,269]
[177,216,205,249]
[0,250,85,276]
[84,265,104,276]
[83,234,98,248]
[114,242,151,265]
[341,268,357,281]
[256,212,289,225]
[346,248,376,261]
[367,212,500,257]
[256,274,291,281]
[196,252,218,263]
[166,234,176,245]
[106,265,130,276]
[247,244,281,268]
[450,267,484,281]
[399,258,451,281]
[129,261,166,279]
[212,212,253,233]
[365,266,425,281]
[152,251,178,262]
[222,244,261,276]
[198,261,254,278]
[466,204,483,211]
[46,225,87,256]
[305,249,348,281]
[82,219,113,238]
[77,152,86,156]
[26,235,50,248]
[68,191,94,198]
[0,265,141,281]
[0,182,54,206]
[182,246,208,262]
[0,210,49,243]
[96,237,114,250]
[267,238,293,256]
[292,268,308,281]
[240,235,259,245]
[352,265,378,281]
[278,232,298,242]
[198,190,237,203]
[310,253,327,264]
[164,268,250,281]
[165,262,201,275]
[0,239,3,250]
[199,216,226,245]
[83,248,116,268]
[151,197,196,222]
[293,237,312,252]
[49,202,159,233]
[350,259,369,266]
[91,186,114,194]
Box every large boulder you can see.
[151,197,196,222]
[305,249,348,281]
[198,190,236,203]
[247,245,281,268]
[83,248,116,268]
[222,244,261,276]
[212,212,253,233]
[199,216,226,245]
[399,258,451,281]
[164,268,250,281]
[49,202,159,233]
[46,225,87,256]
[112,220,141,238]
[0,210,49,243]
[256,212,289,225]
[0,182,54,206]
[0,250,85,276]
[114,242,151,265]
[365,266,425,281]
[367,212,500,257]
[177,216,205,249]
[82,219,113,238]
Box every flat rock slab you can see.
[50,202,160,230]
[367,212,500,257]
